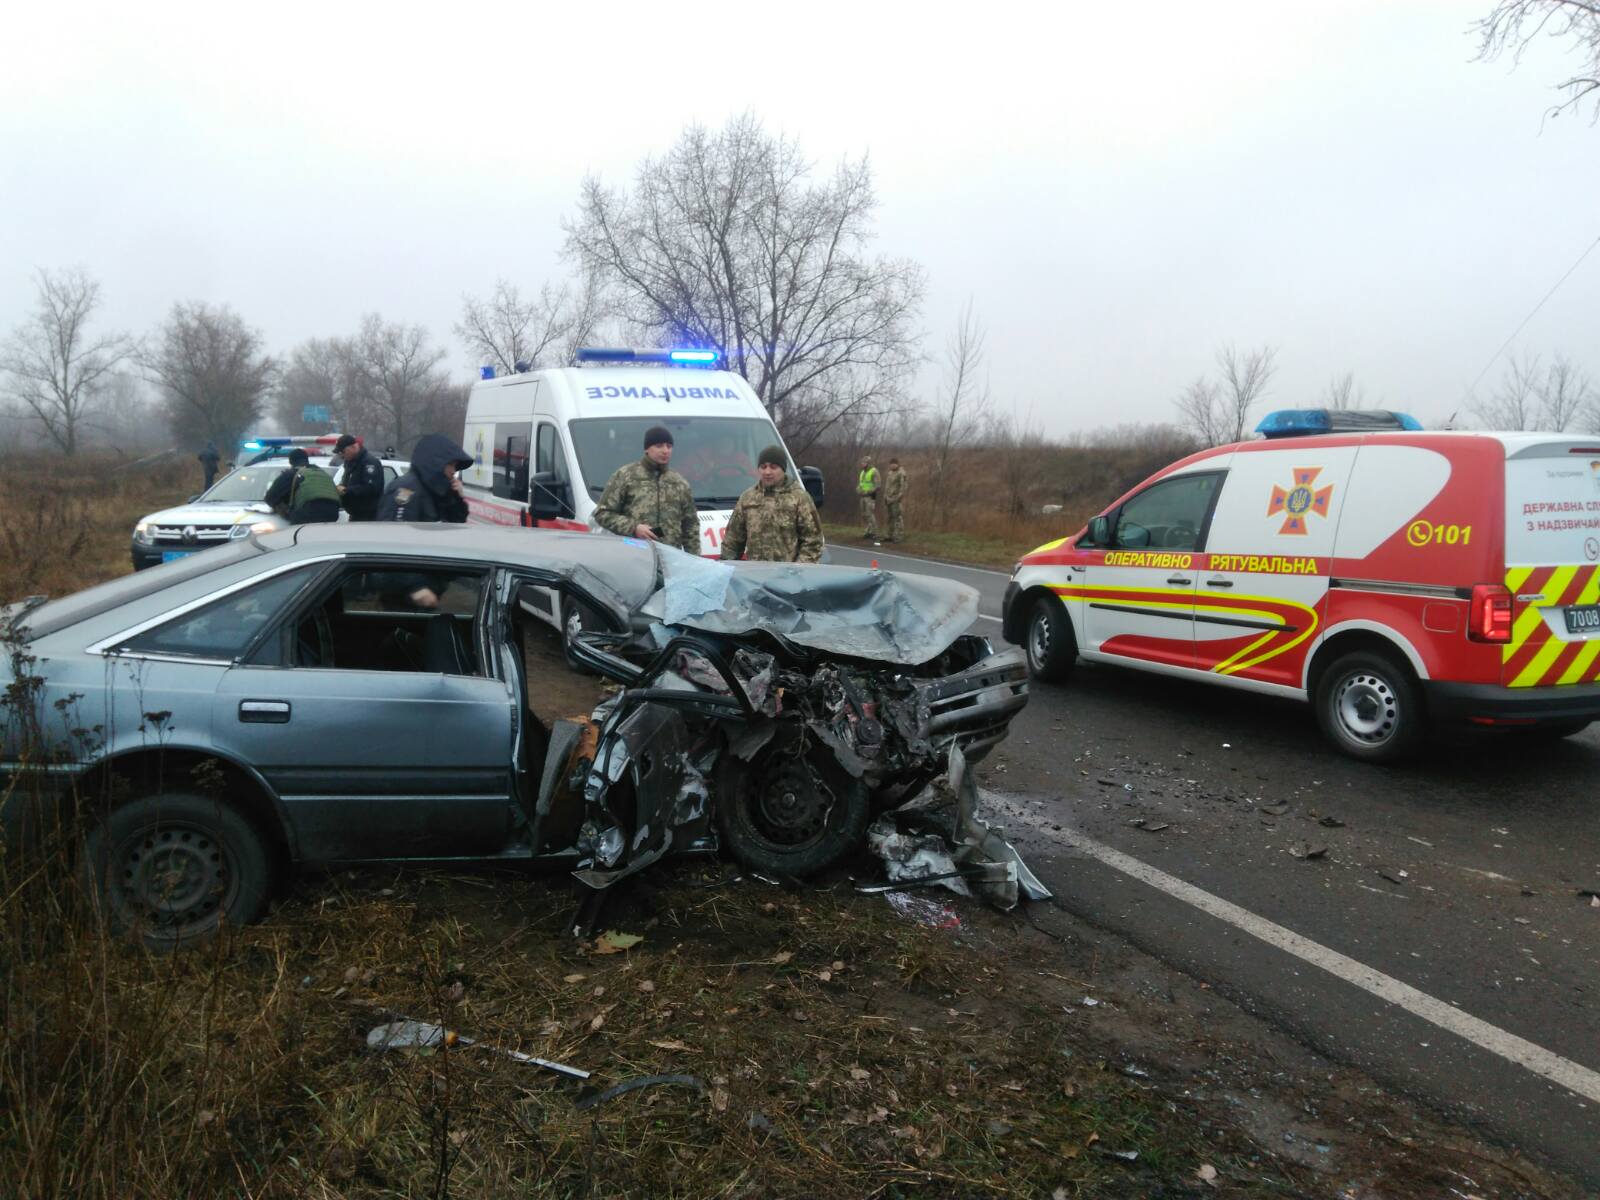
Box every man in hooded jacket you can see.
[377,434,473,523]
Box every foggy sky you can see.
[3,0,1598,439]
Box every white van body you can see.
[461,363,799,560]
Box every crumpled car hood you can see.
[640,547,979,665]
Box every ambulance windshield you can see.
[569,417,787,509]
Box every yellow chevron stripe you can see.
[1220,607,1322,675]
[1511,636,1568,688]
[1576,569,1600,606]
[1213,632,1279,675]
[1557,639,1600,686]
[1505,566,1533,593]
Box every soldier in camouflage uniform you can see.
[719,445,824,564]
[883,456,908,543]
[592,424,700,554]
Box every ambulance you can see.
[1001,409,1600,761]
[460,347,822,546]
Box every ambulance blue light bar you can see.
[1256,409,1423,439]
[575,347,721,366]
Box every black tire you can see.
[82,791,273,951]
[1024,594,1076,682]
[715,742,871,878]
[1314,650,1424,764]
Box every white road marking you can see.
[1003,806,1600,1105]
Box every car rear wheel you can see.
[716,743,870,878]
[1024,595,1076,682]
[1314,650,1423,763]
[82,791,273,951]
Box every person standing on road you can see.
[592,425,699,554]
[264,449,342,524]
[883,457,908,543]
[332,433,385,521]
[198,441,220,489]
[377,434,473,523]
[857,454,881,541]
[719,445,824,564]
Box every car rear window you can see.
[10,541,268,641]
[1505,443,1600,565]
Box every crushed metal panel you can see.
[641,551,980,666]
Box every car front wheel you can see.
[1024,595,1076,682]
[1314,650,1423,763]
[716,742,870,878]
[82,791,273,951]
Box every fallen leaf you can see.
[638,980,656,993]
[649,1039,696,1052]
[849,1066,870,1081]
[818,970,833,982]
[594,930,644,955]
[562,973,586,984]
[710,1087,729,1113]
[770,951,793,965]
[589,1013,606,1032]
[1197,1163,1219,1186]
[832,960,845,971]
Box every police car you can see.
[131,437,405,570]
[1003,409,1600,761]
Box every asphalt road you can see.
[832,539,1600,1187]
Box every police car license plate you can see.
[1564,605,1600,634]
[161,550,193,563]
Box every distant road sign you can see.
[301,405,330,424]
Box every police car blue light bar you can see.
[1256,409,1423,439]
[575,347,721,366]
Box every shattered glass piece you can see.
[883,891,961,928]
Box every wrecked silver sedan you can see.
[1,524,1031,948]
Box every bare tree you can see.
[143,302,275,455]
[928,301,991,522]
[0,267,132,455]
[1323,371,1364,410]
[346,314,448,451]
[1539,353,1594,430]
[564,113,925,439]
[1173,378,1225,446]
[1171,344,1278,445]
[274,337,357,434]
[455,277,600,375]
[1472,351,1543,428]
[1476,1,1600,120]
[989,408,1055,519]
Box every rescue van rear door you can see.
[1501,440,1600,688]
[1197,445,1357,690]
[1077,464,1229,670]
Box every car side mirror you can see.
[1087,515,1111,545]
[529,470,572,521]
[800,465,825,508]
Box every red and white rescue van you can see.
[1002,409,1600,760]
[459,348,822,556]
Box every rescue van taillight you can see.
[1468,584,1513,643]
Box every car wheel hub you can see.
[119,827,227,921]
[1335,672,1396,745]
[1029,613,1050,664]
[753,764,831,846]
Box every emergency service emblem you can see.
[1267,467,1332,535]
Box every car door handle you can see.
[239,700,291,724]
[1205,578,1234,588]
[1069,564,1086,573]
[1167,576,1193,586]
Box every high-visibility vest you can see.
[858,467,879,496]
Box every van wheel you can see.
[1315,651,1423,763]
[82,792,273,951]
[1025,595,1076,682]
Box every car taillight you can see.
[1469,583,1513,643]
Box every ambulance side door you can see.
[1077,466,1229,671]
[1196,445,1358,690]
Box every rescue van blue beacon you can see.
[1002,408,1600,762]
[459,347,825,558]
